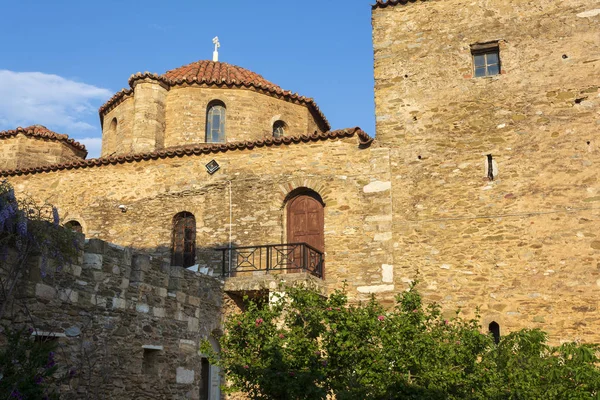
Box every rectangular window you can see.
[471,42,500,78]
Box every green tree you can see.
[203,284,600,400]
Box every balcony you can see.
[215,243,325,294]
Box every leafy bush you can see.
[203,284,600,400]
[0,327,67,400]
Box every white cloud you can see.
[0,70,111,133]
[78,137,103,159]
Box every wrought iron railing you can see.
[215,243,323,278]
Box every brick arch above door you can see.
[275,180,331,210]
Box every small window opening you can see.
[471,42,500,77]
[206,101,226,143]
[171,212,196,268]
[33,334,60,344]
[142,348,160,376]
[108,118,117,135]
[486,154,494,181]
[65,220,83,234]
[200,357,210,400]
[489,321,500,344]
[273,120,286,138]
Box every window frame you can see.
[171,212,196,268]
[471,42,501,78]
[205,101,226,143]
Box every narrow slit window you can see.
[206,101,226,143]
[486,154,494,181]
[489,321,500,344]
[472,42,500,78]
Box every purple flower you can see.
[10,390,23,399]
[41,254,48,278]
[35,375,44,384]
[16,214,27,237]
[52,207,60,226]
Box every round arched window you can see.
[65,220,83,234]
[108,118,117,136]
[206,101,226,143]
[273,120,286,138]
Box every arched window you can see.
[64,220,83,234]
[171,212,196,268]
[206,101,226,143]
[489,321,500,344]
[273,120,286,138]
[108,118,117,135]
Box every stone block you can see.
[132,254,151,272]
[35,283,56,300]
[176,367,195,384]
[85,239,107,254]
[83,253,103,270]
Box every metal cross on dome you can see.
[212,36,220,62]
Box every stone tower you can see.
[372,0,600,339]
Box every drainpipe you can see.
[228,180,233,274]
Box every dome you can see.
[161,60,284,91]
[99,60,330,131]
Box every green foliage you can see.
[0,181,80,398]
[203,283,600,400]
[0,327,66,400]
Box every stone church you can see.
[1,0,599,398]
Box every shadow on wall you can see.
[1,235,229,400]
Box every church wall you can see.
[164,87,322,148]
[0,135,86,170]
[7,138,396,300]
[101,96,134,157]
[132,81,168,153]
[3,236,223,399]
[373,0,600,342]
[0,136,20,170]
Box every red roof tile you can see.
[0,128,373,177]
[0,125,87,155]
[372,0,425,9]
[99,61,330,131]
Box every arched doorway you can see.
[200,338,221,400]
[286,190,324,275]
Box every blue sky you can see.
[0,0,376,158]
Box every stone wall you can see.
[0,134,86,170]
[7,136,395,299]
[101,96,134,157]
[0,136,19,170]
[100,85,324,157]
[3,235,223,399]
[373,0,600,342]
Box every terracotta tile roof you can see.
[99,60,330,131]
[0,125,87,154]
[372,0,425,9]
[0,128,373,177]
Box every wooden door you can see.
[287,194,324,273]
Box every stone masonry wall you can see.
[100,86,323,157]
[163,87,322,148]
[0,134,86,170]
[4,235,223,399]
[0,136,19,170]
[7,137,395,300]
[373,0,600,343]
[102,96,134,157]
